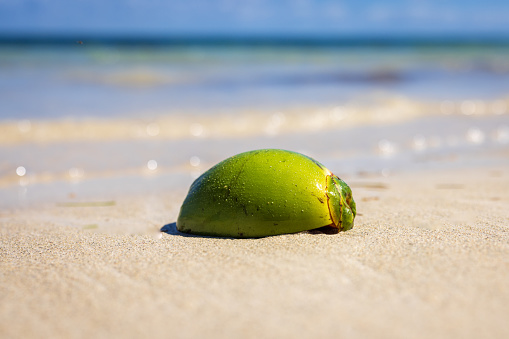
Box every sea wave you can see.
[0,94,507,145]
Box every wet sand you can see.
[1,167,508,339]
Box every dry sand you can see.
[1,167,508,339]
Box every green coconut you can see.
[177,149,356,238]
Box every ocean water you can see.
[1,40,508,208]
[1,41,509,120]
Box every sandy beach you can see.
[1,165,508,339]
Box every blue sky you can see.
[1,0,509,37]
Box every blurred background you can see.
[0,0,508,207]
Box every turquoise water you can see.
[1,42,509,120]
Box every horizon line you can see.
[1,33,509,47]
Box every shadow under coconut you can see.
[160,222,203,238]
[160,222,339,238]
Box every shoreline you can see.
[1,104,508,209]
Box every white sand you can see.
[1,167,508,339]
